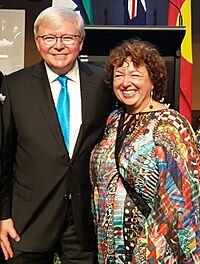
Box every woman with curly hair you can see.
[90,39,200,263]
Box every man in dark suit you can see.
[0,6,113,264]
[0,70,6,264]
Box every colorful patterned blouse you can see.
[196,125,200,155]
[90,108,200,264]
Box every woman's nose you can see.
[122,75,132,86]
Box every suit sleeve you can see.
[0,76,17,220]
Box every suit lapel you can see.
[72,61,96,159]
[31,61,69,156]
[31,61,97,160]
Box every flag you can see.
[81,0,93,24]
[168,0,192,123]
[52,0,77,9]
[52,0,93,25]
[128,0,137,19]
[124,0,147,25]
[73,0,93,24]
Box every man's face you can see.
[35,19,84,75]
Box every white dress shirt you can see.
[45,61,82,158]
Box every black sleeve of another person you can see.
[0,71,6,263]
[0,71,3,86]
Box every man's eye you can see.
[44,36,55,41]
[63,36,73,41]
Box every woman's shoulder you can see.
[106,107,124,122]
[157,108,192,128]
[154,108,196,143]
[106,108,123,127]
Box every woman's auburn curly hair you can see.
[105,38,167,101]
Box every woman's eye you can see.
[131,74,140,77]
[114,74,123,78]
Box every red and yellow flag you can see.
[168,0,192,123]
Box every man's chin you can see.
[49,64,72,75]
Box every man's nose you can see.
[54,38,65,49]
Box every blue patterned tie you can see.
[57,76,70,151]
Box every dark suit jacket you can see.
[0,60,113,252]
[0,71,3,85]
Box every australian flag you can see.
[124,0,147,25]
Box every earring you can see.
[149,90,153,109]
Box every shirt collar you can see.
[44,60,79,84]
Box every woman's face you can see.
[113,58,153,114]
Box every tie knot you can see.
[57,76,68,88]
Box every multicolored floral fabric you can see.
[90,108,200,264]
[196,125,200,155]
